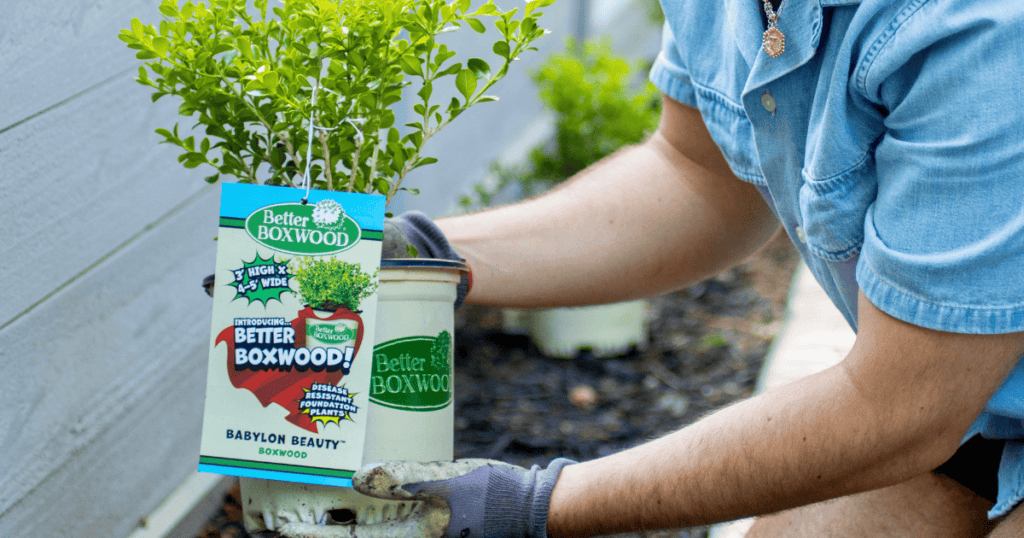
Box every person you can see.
[364,0,1024,536]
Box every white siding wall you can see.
[0,1,658,537]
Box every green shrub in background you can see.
[290,258,378,311]
[461,37,661,208]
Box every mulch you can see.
[197,233,800,538]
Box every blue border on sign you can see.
[219,183,385,231]
[198,464,354,488]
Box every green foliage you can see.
[290,257,378,311]
[461,37,661,208]
[699,332,728,350]
[430,330,451,371]
[120,0,555,204]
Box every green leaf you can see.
[472,3,497,16]
[464,17,486,33]
[526,0,557,16]
[467,58,490,78]
[437,62,463,77]
[373,177,391,195]
[294,17,315,30]
[131,18,144,37]
[152,36,170,56]
[417,81,433,102]
[182,152,206,168]
[492,40,510,58]
[414,157,438,169]
[136,50,159,60]
[159,4,179,18]
[455,69,477,100]
[400,55,422,76]
[237,36,253,59]
[263,71,278,91]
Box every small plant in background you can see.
[119,0,554,205]
[290,258,378,311]
[461,37,660,208]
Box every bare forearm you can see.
[547,366,943,536]
[439,132,778,307]
[546,294,1024,536]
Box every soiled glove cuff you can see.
[384,210,470,308]
[489,457,576,538]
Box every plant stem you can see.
[319,125,333,190]
[347,130,362,193]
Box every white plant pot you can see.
[528,300,649,359]
[241,259,466,534]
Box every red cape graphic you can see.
[215,307,365,433]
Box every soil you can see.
[197,232,800,538]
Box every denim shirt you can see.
[650,0,1024,516]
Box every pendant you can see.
[763,27,785,58]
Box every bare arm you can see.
[546,292,1024,536]
[437,95,779,307]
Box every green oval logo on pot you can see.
[370,332,452,412]
[308,323,357,345]
[245,200,361,255]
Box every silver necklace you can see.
[762,0,785,58]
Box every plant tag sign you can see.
[198,183,384,488]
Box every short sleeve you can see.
[648,21,699,109]
[855,1,1024,334]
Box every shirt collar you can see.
[733,0,836,96]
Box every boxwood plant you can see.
[462,37,660,207]
[120,0,554,205]
[290,257,377,312]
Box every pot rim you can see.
[381,258,469,272]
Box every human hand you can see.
[349,457,576,538]
[382,211,459,260]
[382,211,470,308]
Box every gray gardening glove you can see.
[383,211,470,308]
[350,458,576,538]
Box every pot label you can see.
[370,332,453,412]
[199,183,384,488]
[308,321,359,345]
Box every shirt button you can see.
[795,225,807,243]
[761,92,777,113]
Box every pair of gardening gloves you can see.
[295,212,573,538]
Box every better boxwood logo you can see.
[309,324,357,345]
[245,199,361,255]
[370,331,452,412]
